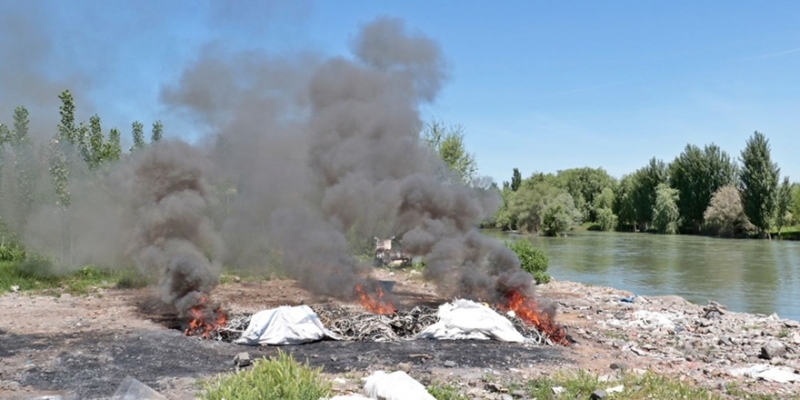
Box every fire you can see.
[354,283,396,315]
[500,290,570,346]
[183,296,228,339]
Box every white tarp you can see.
[729,364,800,383]
[234,305,339,346]
[362,371,436,400]
[415,299,526,343]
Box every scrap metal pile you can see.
[206,303,555,345]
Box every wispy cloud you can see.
[743,47,800,60]
[529,80,638,100]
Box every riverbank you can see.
[536,278,800,398]
[1,272,798,399]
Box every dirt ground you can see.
[1,269,795,399]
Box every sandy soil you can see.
[1,269,796,399]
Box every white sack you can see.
[234,305,339,345]
[416,299,525,343]
[362,371,435,400]
[729,364,800,383]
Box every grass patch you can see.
[201,350,331,400]
[526,370,719,400]
[0,259,148,295]
[427,382,467,400]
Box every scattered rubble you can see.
[539,279,800,398]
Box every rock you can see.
[606,384,624,394]
[396,362,412,372]
[330,355,338,361]
[590,388,607,399]
[10,285,19,292]
[234,352,251,368]
[500,395,513,400]
[761,341,787,360]
[485,383,503,393]
[610,362,628,371]
[511,389,527,397]
[443,360,456,368]
[551,386,565,394]
[790,332,800,345]
[784,320,800,328]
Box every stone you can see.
[551,386,565,394]
[784,320,800,328]
[396,362,412,372]
[500,395,513,400]
[234,352,251,368]
[443,360,456,368]
[761,341,787,360]
[610,362,628,371]
[485,383,503,393]
[511,389,527,397]
[590,388,607,399]
[790,332,800,345]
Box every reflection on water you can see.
[483,230,800,321]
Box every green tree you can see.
[88,115,105,169]
[541,192,583,236]
[739,131,779,238]
[775,176,792,238]
[151,120,163,143]
[57,90,77,145]
[669,144,737,233]
[613,173,638,230]
[595,206,618,232]
[704,185,752,237]
[131,121,146,152]
[790,184,800,226]
[11,106,29,145]
[421,120,477,184]
[554,167,615,222]
[630,158,667,231]
[105,128,122,162]
[652,183,680,234]
[510,168,522,192]
[11,107,36,229]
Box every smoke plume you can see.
[116,141,223,314]
[162,17,532,302]
[2,14,537,312]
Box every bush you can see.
[201,350,331,400]
[0,243,26,262]
[507,240,550,284]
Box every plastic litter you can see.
[362,370,436,400]
[729,364,800,383]
[234,305,339,346]
[111,376,166,400]
[416,299,526,343]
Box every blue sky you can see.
[1,1,798,184]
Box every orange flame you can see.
[354,283,396,315]
[183,296,228,339]
[499,290,570,346]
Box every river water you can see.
[484,230,800,321]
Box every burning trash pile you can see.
[187,286,572,347]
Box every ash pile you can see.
[207,300,567,347]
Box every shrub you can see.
[201,350,331,400]
[507,240,550,284]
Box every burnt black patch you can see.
[2,329,566,399]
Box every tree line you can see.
[0,90,163,260]
[490,132,799,239]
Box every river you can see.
[484,230,800,321]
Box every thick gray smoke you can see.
[162,17,532,302]
[115,141,224,313]
[2,14,535,311]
